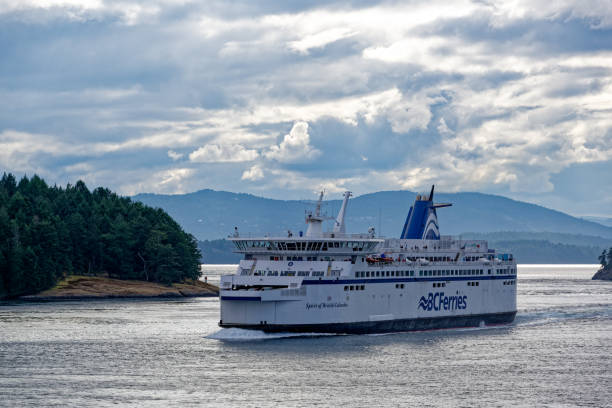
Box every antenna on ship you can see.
[314,190,324,217]
[333,191,352,235]
[305,190,332,237]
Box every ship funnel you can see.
[400,185,452,240]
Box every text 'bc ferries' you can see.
[219,186,517,334]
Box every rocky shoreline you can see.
[592,268,612,281]
[19,275,219,301]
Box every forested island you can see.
[0,173,215,300]
[593,248,612,281]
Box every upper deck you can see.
[229,233,383,256]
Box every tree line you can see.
[598,248,612,270]
[0,173,202,298]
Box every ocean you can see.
[1,265,610,407]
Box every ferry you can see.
[218,187,517,334]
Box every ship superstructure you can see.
[219,187,517,333]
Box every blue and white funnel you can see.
[400,185,452,240]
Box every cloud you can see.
[167,150,184,161]
[241,164,264,181]
[264,122,321,163]
[1,0,612,216]
[189,144,259,163]
[288,27,357,54]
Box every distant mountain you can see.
[581,216,612,228]
[460,232,608,264]
[134,189,612,240]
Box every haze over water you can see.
[1,265,610,407]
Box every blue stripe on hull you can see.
[219,311,517,334]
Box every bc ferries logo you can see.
[418,292,467,311]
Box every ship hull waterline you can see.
[218,311,517,334]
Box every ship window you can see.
[366,271,370,277]
[350,285,354,291]
[376,271,380,277]
[344,286,348,291]
[391,271,394,277]
[361,285,365,290]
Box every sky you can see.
[1,0,611,217]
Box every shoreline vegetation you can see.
[593,247,612,281]
[1,173,203,300]
[19,275,218,301]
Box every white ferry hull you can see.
[219,274,517,333]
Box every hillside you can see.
[0,173,202,299]
[134,189,612,240]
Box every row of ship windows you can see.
[267,256,357,262]
[344,285,366,291]
[355,270,415,278]
[250,270,326,277]
[237,240,375,251]
[249,269,517,278]
[343,281,503,291]
[355,268,516,278]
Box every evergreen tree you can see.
[0,173,202,298]
[607,247,612,269]
[599,249,608,269]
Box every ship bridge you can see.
[229,234,383,256]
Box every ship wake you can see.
[207,327,338,341]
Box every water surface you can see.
[1,265,610,407]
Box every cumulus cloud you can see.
[264,122,321,163]
[241,164,264,181]
[189,144,259,163]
